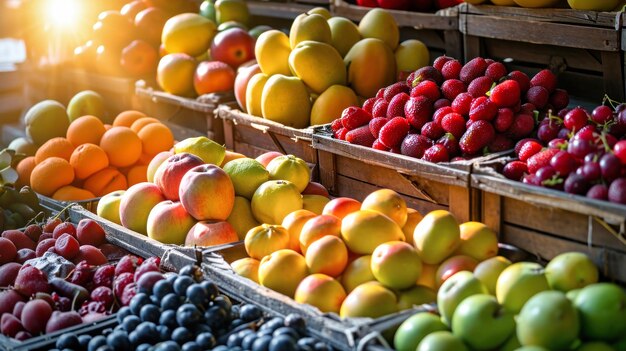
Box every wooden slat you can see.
[481,191,501,236]
[247,1,318,19]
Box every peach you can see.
[231,257,260,283]
[154,153,204,201]
[179,164,235,221]
[185,221,238,247]
[361,189,408,227]
[402,208,423,246]
[305,236,348,277]
[435,255,479,288]
[341,255,375,293]
[147,151,173,183]
[322,197,361,220]
[339,281,398,318]
[281,209,316,253]
[341,210,405,255]
[454,221,499,262]
[258,249,308,298]
[234,63,261,112]
[416,263,438,290]
[119,182,165,235]
[371,241,422,290]
[302,195,330,215]
[294,274,347,314]
[301,182,330,198]
[397,285,437,310]
[255,151,283,168]
[299,214,341,255]
[96,190,125,225]
[244,224,290,260]
[146,201,196,245]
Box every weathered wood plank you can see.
[247,1,318,19]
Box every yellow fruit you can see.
[288,41,346,94]
[567,0,619,10]
[402,208,423,246]
[491,0,516,4]
[255,30,291,76]
[327,17,361,57]
[261,75,311,128]
[341,255,375,293]
[244,224,290,260]
[371,241,422,290]
[358,8,399,50]
[281,209,317,253]
[258,249,309,298]
[223,158,269,199]
[310,85,358,126]
[231,257,260,283]
[339,281,398,318]
[162,13,217,56]
[251,180,303,224]
[513,0,560,7]
[302,195,330,215]
[8,137,38,157]
[395,39,429,77]
[307,7,331,19]
[341,210,405,254]
[413,210,461,265]
[305,235,348,277]
[289,13,332,49]
[174,136,225,166]
[344,38,396,98]
[25,100,70,145]
[266,155,311,192]
[361,188,408,227]
[227,196,261,240]
[245,73,269,117]
[294,274,346,313]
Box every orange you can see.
[113,110,147,127]
[126,164,148,186]
[104,124,112,130]
[30,157,75,196]
[137,122,174,157]
[99,126,142,168]
[130,117,161,134]
[34,137,75,164]
[84,167,128,197]
[15,156,36,188]
[69,144,109,179]
[193,60,236,95]
[52,186,96,201]
[66,115,106,146]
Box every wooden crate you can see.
[216,104,319,179]
[312,126,492,223]
[20,63,70,109]
[135,80,235,144]
[332,0,463,60]
[459,4,624,102]
[472,157,626,284]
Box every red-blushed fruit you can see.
[14,265,50,297]
[0,262,21,286]
[507,113,535,139]
[600,153,622,182]
[356,0,377,6]
[52,222,77,239]
[194,61,235,95]
[14,331,32,341]
[93,264,115,288]
[21,299,53,334]
[369,117,389,138]
[120,39,158,77]
[401,134,433,158]
[113,272,134,300]
[120,282,137,306]
[372,99,390,118]
[494,108,515,132]
[437,133,460,157]
[115,255,142,276]
[363,98,376,114]
[210,28,255,69]
[503,161,528,180]
[405,96,433,130]
[485,62,507,81]
[518,140,543,161]
[384,82,410,102]
[0,237,17,264]
[341,107,372,130]
[335,128,348,140]
[614,140,626,164]
[548,138,568,150]
[331,119,343,132]
[54,233,80,260]
[13,301,24,318]
[490,80,520,108]
[441,113,466,139]
[467,76,493,98]
[2,230,35,251]
[460,57,488,84]
[469,96,498,121]
[43,218,62,233]
[587,184,609,200]
[422,121,445,140]
[387,92,410,118]
[563,173,589,194]
[346,126,376,147]
[45,311,82,333]
[407,66,444,87]
[549,89,569,111]
[376,88,385,99]
[35,238,56,257]
[531,69,557,93]
[91,286,115,309]
[37,233,52,243]
[23,225,42,242]
[441,79,466,101]
[434,98,451,110]
[441,60,462,80]
[0,290,25,315]
[68,261,94,286]
[1,313,23,337]
[526,86,549,109]
[434,106,454,125]
[487,134,513,152]
[515,138,539,155]
[73,245,107,265]
[372,139,389,151]
[411,80,441,102]
[433,55,453,71]
[423,144,449,162]
[527,149,560,174]
[459,120,496,155]
[564,107,589,132]
[379,117,410,148]
[134,256,160,282]
[452,92,473,115]
[507,71,531,93]
[537,120,561,143]
[550,150,578,176]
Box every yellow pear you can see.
[358,8,399,50]
[491,0,516,4]
[344,38,396,98]
[255,30,291,76]
[261,75,311,128]
[310,85,358,126]
[288,41,346,94]
[226,196,260,240]
[245,73,269,117]
[395,39,429,78]
[327,17,361,57]
[289,13,332,49]
[307,7,331,19]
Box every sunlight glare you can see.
[45,0,81,29]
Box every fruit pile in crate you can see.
[349,0,461,12]
[331,55,569,163]
[0,218,159,341]
[464,0,624,11]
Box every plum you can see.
[0,237,17,264]
[98,243,128,261]
[35,238,56,257]
[72,245,107,265]
[45,311,82,333]
[12,301,25,319]
[134,256,160,281]
[15,249,36,264]
[22,299,53,334]
[0,290,25,315]
[14,265,50,297]
[2,230,36,250]
[137,271,164,295]
[23,224,42,242]
[1,313,24,337]
[76,219,106,247]
[0,262,21,286]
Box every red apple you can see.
[435,0,462,9]
[95,45,124,76]
[210,28,255,69]
[154,153,205,201]
[234,63,261,113]
[179,164,235,221]
[435,255,479,288]
[93,11,134,49]
[322,197,361,220]
[185,221,239,247]
[255,151,283,168]
[356,0,378,7]
[146,201,196,245]
[121,40,159,77]
[302,182,330,198]
[119,182,166,235]
[134,7,168,47]
[377,0,411,10]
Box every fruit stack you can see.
[0,218,157,341]
[97,135,332,248]
[0,185,47,230]
[48,264,335,351]
[392,251,626,351]
[331,55,568,163]
[500,102,626,205]
[230,188,505,319]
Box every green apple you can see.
[215,0,249,25]
[96,190,125,225]
[496,262,549,313]
[437,271,488,327]
[575,342,615,351]
[517,290,580,350]
[67,90,107,123]
[566,288,581,301]
[474,256,511,295]
[249,25,272,40]
[513,347,550,351]
[413,210,461,265]
[200,0,216,22]
[451,294,515,350]
[397,285,436,311]
[500,333,522,351]
[417,331,468,351]
[545,252,599,292]
[574,283,626,341]
[394,312,448,351]
[289,13,331,49]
